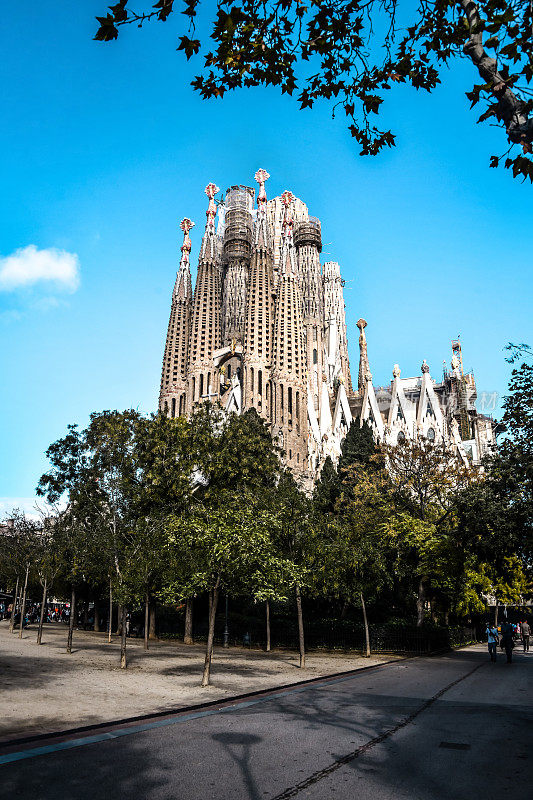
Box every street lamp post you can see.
[223,594,229,648]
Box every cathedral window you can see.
[397,404,405,421]
[227,364,231,379]
[397,431,406,443]
[258,370,262,396]
[171,398,176,418]
[200,374,204,398]
[288,387,293,417]
[427,427,436,442]
[313,349,318,364]
[164,402,169,415]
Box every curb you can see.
[0,655,405,752]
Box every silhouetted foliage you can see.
[94,0,533,180]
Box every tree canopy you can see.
[94,0,533,180]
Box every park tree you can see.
[33,511,64,646]
[384,437,478,624]
[338,420,379,473]
[165,487,297,685]
[313,456,341,516]
[38,410,145,664]
[129,412,196,646]
[315,463,393,652]
[498,349,533,560]
[268,470,314,668]
[451,346,533,614]
[0,511,40,637]
[94,0,533,181]
[160,404,299,685]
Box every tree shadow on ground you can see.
[3,649,525,800]
[1,732,174,800]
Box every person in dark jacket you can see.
[520,620,530,652]
[501,621,515,663]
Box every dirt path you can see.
[0,621,401,741]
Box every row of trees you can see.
[1,353,531,685]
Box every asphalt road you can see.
[1,645,531,800]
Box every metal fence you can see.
[161,615,476,655]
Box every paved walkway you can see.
[1,644,531,799]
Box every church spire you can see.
[357,318,371,392]
[159,216,195,418]
[279,190,298,276]
[188,183,222,410]
[254,168,270,248]
[201,182,219,261]
[271,189,308,473]
[243,169,273,416]
[174,217,194,300]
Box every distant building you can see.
[159,171,496,480]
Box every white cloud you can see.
[0,245,80,292]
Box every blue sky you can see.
[1,3,532,514]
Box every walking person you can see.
[520,620,530,653]
[501,620,515,663]
[486,622,499,662]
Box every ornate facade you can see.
[159,171,496,480]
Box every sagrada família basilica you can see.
[159,170,496,480]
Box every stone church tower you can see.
[159,170,355,480]
[159,170,496,477]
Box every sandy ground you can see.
[0,620,401,741]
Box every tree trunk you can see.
[117,604,123,635]
[67,585,76,653]
[494,603,499,627]
[82,601,89,629]
[265,600,271,652]
[93,599,100,632]
[184,598,193,645]
[416,578,426,627]
[201,579,220,687]
[18,564,29,639]
[144,593,149,651]
[120,606,127,669]
[37,578,47,645]
[108,580,113,643]
[9,576,20,634]
[295,585,306,669]
[361,592,371,657]
[148,600,157,639]
[340,601,350,620]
